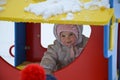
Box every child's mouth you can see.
[67,41,71,44]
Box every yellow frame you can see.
[0,0,114,25]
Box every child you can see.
[40,24,88,74]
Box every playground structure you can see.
[0,0,120,80]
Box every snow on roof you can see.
[24,0,110,19]
[0,0,7,11]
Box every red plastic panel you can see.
[0,26,108,80]
[26,23,47,62]
[0,57,20,80]
[54,26,108,80]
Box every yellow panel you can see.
[0,0,114,25]
[16,65,25,70]
[118,19,120,23]
[79,0,92,3]
[16,61,39,70]
[109,23,115,51]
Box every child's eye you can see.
[69,33,73,36]
[61,34,65,37]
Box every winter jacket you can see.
[40,25,88,74]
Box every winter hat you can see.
[56,24,78,38]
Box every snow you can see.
[0,0,110,17]
[24,0,110,19]
[0,0,7,5]
[0,0,6,11]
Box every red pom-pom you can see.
[21,64,46,80]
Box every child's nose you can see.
[66,36,70,40]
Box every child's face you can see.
[60,31,77,47]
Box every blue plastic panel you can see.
[15,23,26,66]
